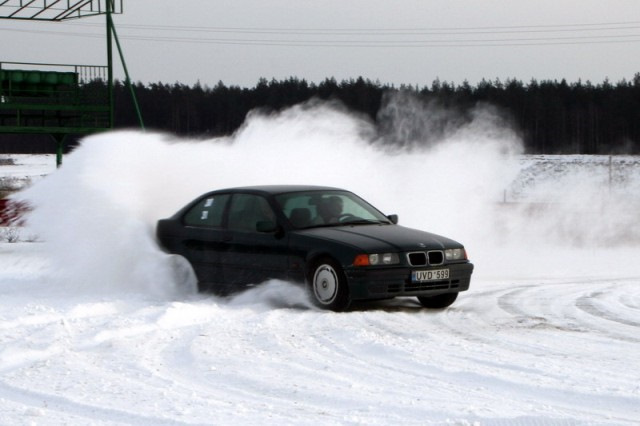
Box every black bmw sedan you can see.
[156,185,473,311]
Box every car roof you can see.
[214,185,346,195]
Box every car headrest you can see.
[289,208,311,228]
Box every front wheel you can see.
[417,292,458,309]
[309,258,350,311]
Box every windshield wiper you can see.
[297,219,390,229]
[338,219,389,226]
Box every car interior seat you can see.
[289,208,311,228]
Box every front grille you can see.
[405,281,450,291]
[368,279,461,295]
[388,284,401,293]
[428,250,444,265]
[405,279,460,292]
[406,250,444,266]
[407,252,427,266]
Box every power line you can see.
[2,20,640,47]
[62,19,640,34]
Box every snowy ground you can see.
[1,103,640,425]
[1,243,639,425]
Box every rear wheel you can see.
[309,258,350,311]
[417,292,458,309]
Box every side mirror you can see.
[256,220,278,233]
[387,214,398,224]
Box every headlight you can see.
[445,248,467,261]
[353,253,400,266]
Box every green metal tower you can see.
[0,0,142,166]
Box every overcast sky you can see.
[1,0,639,88]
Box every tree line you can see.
[2,74,639,154]
[115,75,640,154]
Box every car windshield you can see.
[275,190,391,229]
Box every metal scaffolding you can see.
[0,0,142,166]
[0,0,122,21]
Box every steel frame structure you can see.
[0,0,141,166]
[0,0,122,21]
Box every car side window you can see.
[228,194,276,232]
[183,194,229,227]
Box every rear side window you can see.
[183,194,229,227]
[228,194,276,232]
[229,194,276,232]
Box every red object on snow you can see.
[0,199,30,226]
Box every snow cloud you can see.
[17,97,640,299]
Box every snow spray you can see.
[17,94,640,299]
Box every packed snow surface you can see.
[1,101,640,425]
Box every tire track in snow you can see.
[0,381,193,426]
[421,279,640,423]
[0,299,220,425]
[576,290,640,329]
[129,306,451,423]
[2,268,640,424]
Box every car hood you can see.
[298,224,462,252]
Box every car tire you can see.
[309,258,350,312]
[417,292,458,309]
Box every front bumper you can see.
[345,262,474,300]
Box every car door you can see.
[222,193,289,287]
[179,193,230,290]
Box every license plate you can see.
[411,269,450,282]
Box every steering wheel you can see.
[338,213,356,223]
